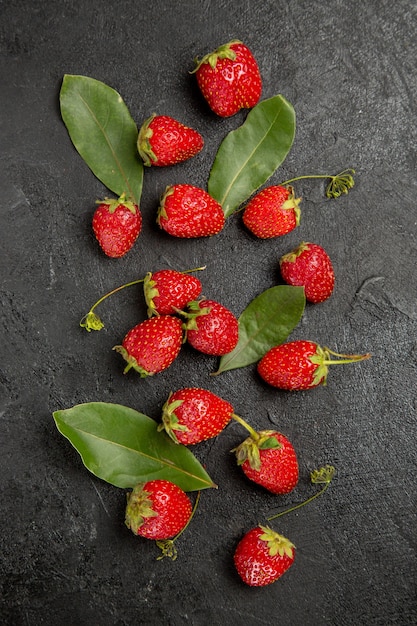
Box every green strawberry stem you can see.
[278,168,355,198]
[231,413,260,441]
[266,465,335,521]
[155,491,201,561]
[321,347,371,366]
[79,266,206,332]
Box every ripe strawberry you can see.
[234,526,295,587]
[280,242,335,303]
[159,387,234,445]
[137,114,204,167]
[92,194,142,258]
[113,315,183,376]
[234,430,298,495]
[157,184,225,238]
[184,299,239,356]
[242,185,301,239]
[192,40,262,117]
[144,269,202,317]
[125,479,192,540]
[257,340,371,390]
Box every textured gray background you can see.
[1,0,416,624]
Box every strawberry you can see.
[184,299,239,356]
[144,269,202,317]
[157,184,225,238]
[159,387,234,444]
[137,114,204,167]
[257,340,371,390]
[192,40,262,117]
[125,479,192,540]
[92,194,142,258]
[242,185,301,239]
[234,526,295,587]
[233,430,299,495]
[113,315,183,376]
[280,242,335,303]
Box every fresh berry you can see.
[92,194,142,258]
[242,185,301,239]
[184,299,239,356]
[144,269,202,317]
[159,387,234,444]
[234,430,298,495]
[280,242,335,303]
[257,340,371,390]
[193,40,262,117]
[113,315,183,377]
[157,184,225,238]
[125,479,192,540]
[137,114,204,167]
[234,525,295,587]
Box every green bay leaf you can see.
[215,286,305,374]
[60,75,143,204]
[208,95,296,217]
[53,402,215,492]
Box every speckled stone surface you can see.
[1,1,416,624]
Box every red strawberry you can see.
[159,387,234,444]
[92,194,142,258]
[234,526,295,587]
[184,299,239,356]
[280,242,335,303]
[242,185,301,239]
[125,479,192,540]
[113,315,183,377]
[234,430,298,495]
[193,40,262,117]
[137,114,204,167]
[257,340,371,390]
[144,269,202,317]
[157,184,225,238]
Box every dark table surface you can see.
[1,1,416,624]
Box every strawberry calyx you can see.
[281,186,302,226]
[143,272,160,317]
[97,192,137,215]
[191,39,242,73]
[125,484,158,535]
[178,299,212,335]
[233,429,281,471]
[112,344,153,377]
[158,394,189,444]
[258,526,295,558]
[137,113,157,166]
[156,186,175,224]
[279,241,310,265]
[309,344,371,387]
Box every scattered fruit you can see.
[280,242,335,303]
[234,525,295,587]
[113,315,183,376]
[192,40,262,117]
[258,340,371,390]
[125,479,192,540]
[137,114,204,167]
[92,194,142,258]
[184,299,239,355]
[144,269,203,317]
[159,387,234,444]
[242,185,301,239]
[157,184,225,238]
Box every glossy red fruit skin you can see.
[144,269,202,316]
[234,526,295,587]
[115,315,183,376]
[242,186,300,239]
[186,299,239,356]
[137,114,204,167]
[280,242,335,303]
[194,40,262,117]
[161,387,234,444]
[92,198,142,258]
[157,184,225,238]
[257,340,323,390]
[240,431,299,495]
[125,479,192,540]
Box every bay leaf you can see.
[53,402,215,491]
[214,286,305,374]
[60,75,143,204]
[208,95,296,217]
